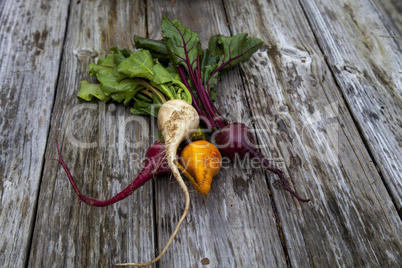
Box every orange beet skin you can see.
[180,140,222,196]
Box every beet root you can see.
[56,140,171,207]
[214,122,310,203]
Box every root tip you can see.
[298,197,311,203]
[115,263,145,267]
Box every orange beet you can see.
[180,140,222,196]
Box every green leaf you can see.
[201,48,219,82]
[135,92,153,103]
[121,48,132,57]
[117,49,155,80]
[201,38,221,88]
[111,47,131,65]
[97,67,119,95]
[130,97,161,117]
[109,79,143,105]
[216,34,263,72]
[88,47,132,76]
[77,81,111,102]
[79,47,186,118]
[207,34,223,57]
[88,53,115,77]
[88,48,128,85]
[130,107,148,116]
[161,15,201,72]
[134,35,170,61]
[205,34,263,88]
[150,65,192,103]
[151,62,176,84]
[210,88,218,102]
[165,66,181,80]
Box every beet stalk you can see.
[56,140,170,207]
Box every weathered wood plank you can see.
[299,0,402,210]
[2,0,399,267]
[147,0,288,267]
[224,0,402,267]
[0,0,69,267]
[373,0,402,34]
[28,1,153,267]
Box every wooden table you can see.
[1,0,401,267]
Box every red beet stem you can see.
[56,140,169,207]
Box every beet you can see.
[56,140,170,207]
[214,123,310,202]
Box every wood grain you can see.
[299,0,402,209]
[0,0,69,267]
[373,0,402,34]
[1,0,401,267]
[224,0,402,266]
[28,1,153,267]
[147,0,288,267]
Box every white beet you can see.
[117,99,199,267]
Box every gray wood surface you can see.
[373,0,402,34]
[300,0,402,219]
[225,0,402,266]
[28,1,153,267]
[0,1,70,267]
[0,0,401,267]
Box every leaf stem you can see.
[195,55,226,129]
[178,67,205,115]
[190,58,219,128]
[174,80,193,104]
[158,84,175,100]
[138,79,166,103]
